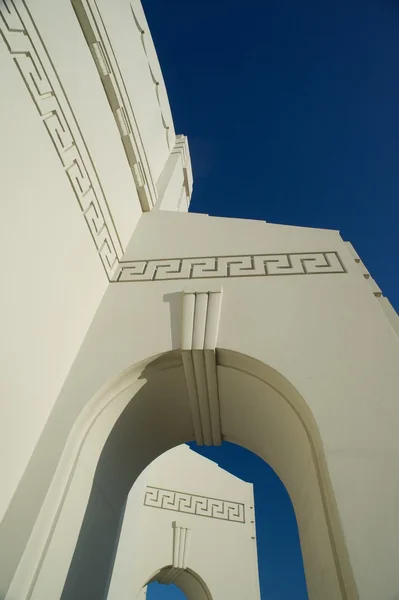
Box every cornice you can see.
[72,0,160,211]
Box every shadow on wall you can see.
[61,355,192,600]
[189,441,308,600]
[52,348,354,600]
[163,292,183,350]
[59,352,307,600]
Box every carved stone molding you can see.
[173,134,193,201]
[116,251,346,282]
[158,522,191,585]
[0,5,350,289]
[144,486,245,523]
[0,0,123,279]
[72,0,157,211]
[130,3,173,151]
[181,291,223,446]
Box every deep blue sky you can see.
[143,0,399,598]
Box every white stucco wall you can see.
[156,136,192,212]
[5,208,397,600]
[0,0,191,528]
[137,588,147,600]
[94,0,176,185]
[0,0,112,521]
[0,1,398,599]
[109,445,260,600]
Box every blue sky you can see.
[147,443,307,600]
[143,0,399,597]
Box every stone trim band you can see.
[0,4,348,286]
[144,486,246,523]
[116,251,346,282]
[0,0,123,279]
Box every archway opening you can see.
[23,350,355,600]
[128,440,307,600]
[143,566,212,600]
[190,441,308,599]
[147,582,187,599]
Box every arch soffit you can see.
[56,348,322,503]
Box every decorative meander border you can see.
[116,251,346,282]
[0,0,123,279]
[144,486,245,523]
[0,3,349,286]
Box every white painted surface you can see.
[96,0,175,183]
[156,136,192,212]
[0,1,398,599]
[6,210,398,600]
[137,588,147,600]
[0,0,191,530]
[0,20,108,521]
[109,445,260,600]
[27,0,144,246]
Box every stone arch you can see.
[143,567,213,600]
[16,349,357,600]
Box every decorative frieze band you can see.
[116,251,346,282]
[0,2,350,289]
[144,486,245,523]
[0,0,123,279]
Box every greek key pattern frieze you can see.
[117,251,346,282]
[0,0,122,278]
[144,486,245,523]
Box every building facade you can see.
[109,445,260,600]
[0,1,398,599]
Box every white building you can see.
[109,445,260,600]
[0,0,398,599]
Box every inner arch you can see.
[145,567,212,600]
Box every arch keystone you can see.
[181,291,223,446]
